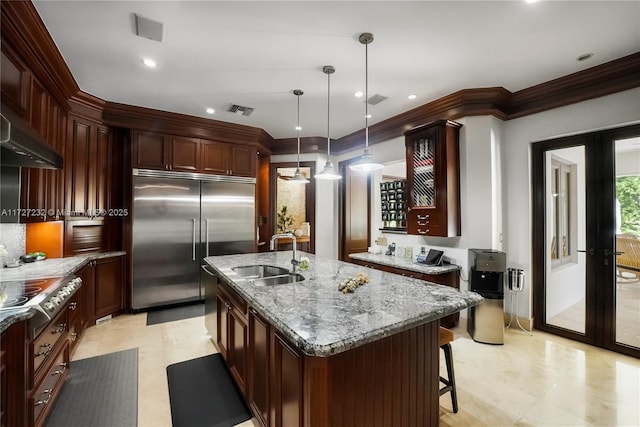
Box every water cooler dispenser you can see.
[467,249,506,344]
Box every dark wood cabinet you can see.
[270,331,303,427]
[217,281,248,395]
[248,308,270,427]
[66,115,114,218]
[132,130,169,170]
[405,120,461,237]
[1,44,29,116]
[94,256,124,320]
[201,140,256,177]
[132,131,256,177]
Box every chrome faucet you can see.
[270,233,299,270]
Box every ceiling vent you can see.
[367,94,388,105]
[134,14,164,42]
[225,104,255,117]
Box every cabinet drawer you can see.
[30,344,68,427]
[31,309,68,385]
[408,209,442,235]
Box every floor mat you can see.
[45,348,138,427]
[146,302,204,326]
[167,353,251,427]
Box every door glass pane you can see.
[614,137,640,348]
[545,147,586,333]
[412,134,435,207]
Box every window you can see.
[550,157,577,266]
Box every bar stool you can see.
[439,326,458,413]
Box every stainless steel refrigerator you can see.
[131,169,255,309]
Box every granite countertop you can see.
[349,252,460,275]
[205,251,482,357]
[0,251,126,334]
[0,251,126,282]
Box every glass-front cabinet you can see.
[404,120,462,237]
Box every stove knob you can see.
[44,301,55,311]
[51,296,61,306]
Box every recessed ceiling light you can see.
[525,0,539,3]
[365,114,372,119]
[408,94,417,100]
[354,91,363,98]
[576,53,594,62]
[295,126,302,131]
[205,108,215,114]
[142,58,157,68]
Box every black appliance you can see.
[467,249,506,344]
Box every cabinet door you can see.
[201,140,230,175]
[94,257,123,319]
[229,307,248,396]
[170,136,201,172]
[77,264,95,326]
[95,126,113,213]
[230,145,256,177]
[0,46,29,115]
[217,294,229,360]
[249,308,270,427]
[132,131,168,170]
[270,332,303,427]
[66,116,93,216]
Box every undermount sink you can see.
[251,273,306,287]
[232,264,291,279]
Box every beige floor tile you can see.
[71,310,640,427]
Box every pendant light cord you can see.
[327,70,331,153]
[296,92,301,167]
[364,38,369,149]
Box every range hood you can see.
[0,105,63,169]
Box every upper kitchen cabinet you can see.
[132,130,256,177]
[65,114,115,218]
[201,140,256,177]
[1,44,29,116]
[131,131,201,172]
[404,120,462,237]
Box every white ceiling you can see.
[33,1,640,140]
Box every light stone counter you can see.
[0,251,126,333]
[349,252,460,275]
[205,251,482,357]
[0,251,126,281]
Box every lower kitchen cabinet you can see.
[1,321,28,427]
[217,281,248,395]
[248,308,270,427]
[270,332,303,427]
[78,255,124,325]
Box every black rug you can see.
[167,353,251,427]
[146,302,204,326]
[45,348,138,427]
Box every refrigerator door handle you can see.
[192,218,197,261]
[205,219,210,257]
[201,264,216,276]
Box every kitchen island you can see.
[204,251,482,427]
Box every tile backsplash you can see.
[0,223,26,263]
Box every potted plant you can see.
[277,205,294,233]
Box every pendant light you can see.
[350,32,384,172]
[315,65,341,180]
[289,89,309,184]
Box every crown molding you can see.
[0,0,78,109]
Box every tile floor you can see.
[71,310,640,427]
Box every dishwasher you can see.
[201,264,218,340]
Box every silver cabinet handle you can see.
[417,229,429,235]
[192,218,197,261]
[68,302,77,311]
[206,219,210,258]
[417,221,429,226]
[201,264,217,276]
[35,343,52,357]
[417,214,429,220]
[52,362,67,375]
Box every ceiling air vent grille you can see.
[134,14,164,42]
[367,94,388,105]
[225,104,255,117]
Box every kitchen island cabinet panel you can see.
[271,331,303,427]
[248,308,270,427]
[217,280,248,395]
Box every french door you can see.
[532,124,640,358]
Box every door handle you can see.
[604,249,623,257]
[205,219,210,258]
[192,218,197,261]
[577,248,595,255]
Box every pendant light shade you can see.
[315,65,341,180]
[289,89,309,184]
[350,32,383,172]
